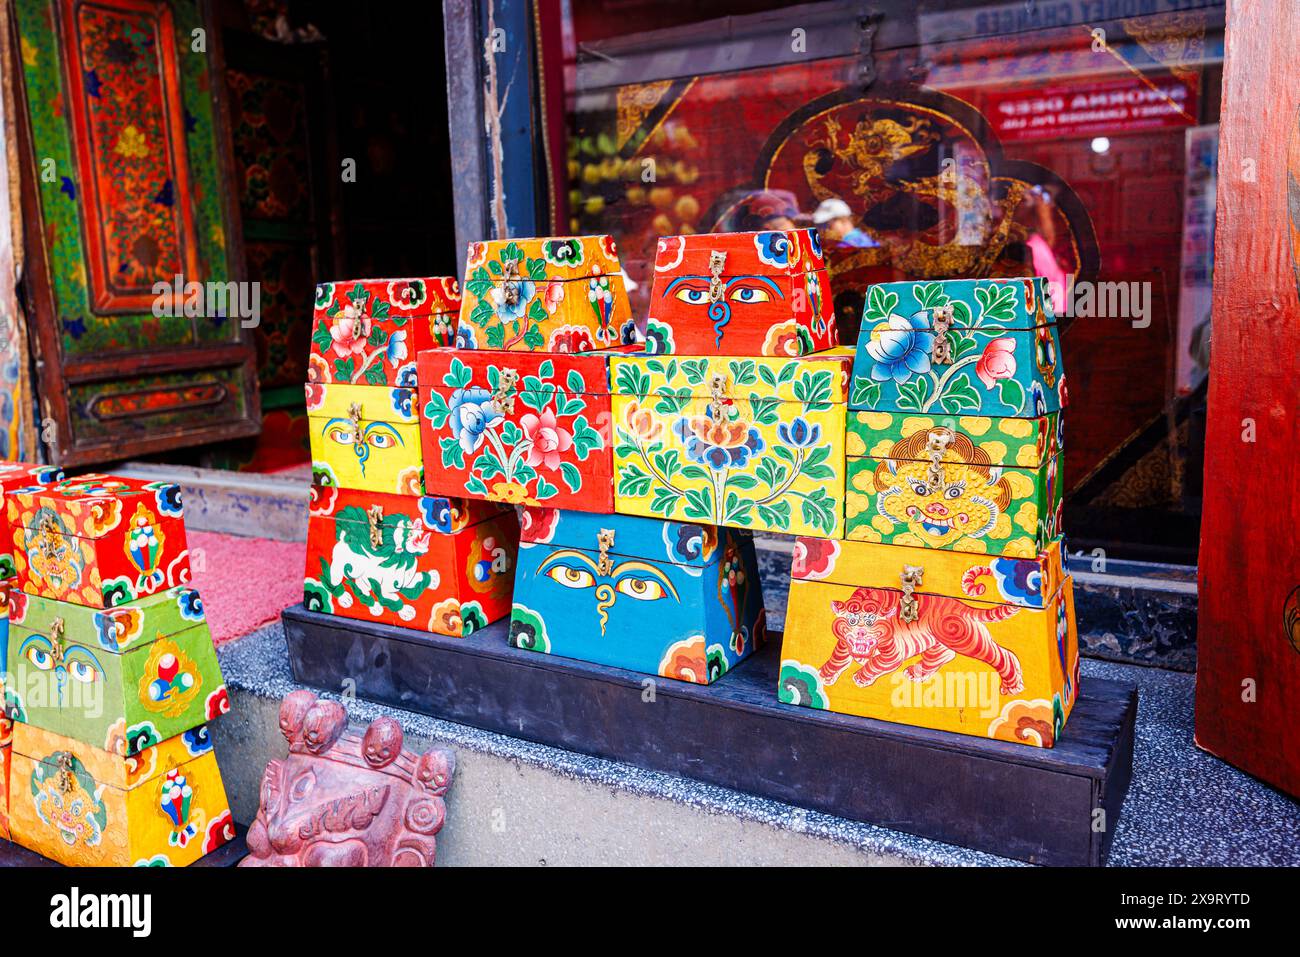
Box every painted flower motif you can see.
[178,589,205,620]
[655,236,685,272]
[1058,373,1069,409]
[976,337,1018,389]
[314,283,334,309]
[386,329,409,365]
[520,408,574,471]
[307,353,329,384]
[205,686,231,720]
[1030,381,1048,416]
[329,304,371,360]
[466,242,488,269]
[675,407,764,470]
[391,387,414,417]
[7,588,27,625]
[304,382,325,411]
[619,317,645,345]
[386,279,427,310]
[489,279,536,322]
[762,320,805,357]
[658,636,708,684]
[543,280,566,315]
[519,506,559,543]
[792,536,841,580]
[777,416,820,449]
[490,481,537,505]
[395,363,418,388]
[420,497,454,533]
[600,235,618,260]
[396,466,424,496]
[665,523,717,563]
[114,124,149,159]
[547,324,596,353]
[448,386,503,454]
[805,225,823,263]
[455,323,477,349]
[84,498,123,536]
[641,318,674,355]
[623,400,663,443]
[205,810,236,854]
[754,230,796,268]
[866,312,934,383]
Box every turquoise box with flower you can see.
[849,278,1065,418]
[457,236,631,352]
[508,507,765,684]
[610,349,853,537]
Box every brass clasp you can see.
[347,402,365,444]
[708,371,729,419]
[924,428,952,494]
[900,564,923,623]
[57,752,75,794]
[597,528,615,577]
[707,250,727,304]
[366,505,384,548]
[930,304,954,365]
[501,258,523,307]
[491,368,519,415]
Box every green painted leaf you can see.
[440,436,466,470]
[998,377,1026,414]
[334,357,355,381]
[485,324,506,349]
[618,463,653,497]
[566,369,586,394]
[560,462,582,493]
[571,416,604,458]
[650,486,681,517]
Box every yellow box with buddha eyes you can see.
[306,382,424,495]
[844,411,1063,558]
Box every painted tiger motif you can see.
[820,587,1024,694]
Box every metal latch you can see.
[501,258,523,307]
[924,428,952,493]
[366,505,384,548]
[900,564,924,623]
[347,402,364,444]
[707,250,727,304]
[930,304,955,364]
[708,371,729,419]
[597,528,615,576]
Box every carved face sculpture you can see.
[241,691,454,867]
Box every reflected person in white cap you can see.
[812,197,878,249]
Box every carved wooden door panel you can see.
[9,0,258,466]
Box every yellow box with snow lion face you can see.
[778,537,1078,747]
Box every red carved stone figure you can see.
[240,691,455,866]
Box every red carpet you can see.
[186,530,305,645]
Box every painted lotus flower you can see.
[865,312,935,383]
[547,324,595,353]
[329,304,371,360]
[455,323,477,349]
[386,329,409,365]
[792,536,840,580]
[519,506,559,543]
[762,320,805,357]
[675,407,764,470]
[520,408,574,470]
[543,280,565,315]
[777,416,820,449]
[623,400,663,443]
[490,280,536,322]
[307,353,329,384]
[976,336,1017,388]
[449,386,504,454]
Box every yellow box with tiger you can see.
[777,536,1079,747]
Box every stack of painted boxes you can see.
[304,277,520,638]
[1,472,235,864]
[779,279,1080,748]
[415,230,842,683]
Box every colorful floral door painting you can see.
[610,351,852,537]
[417,348,614,511]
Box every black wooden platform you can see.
[282,604,1136,865]
[0,826,248,868]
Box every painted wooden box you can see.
[0,464,64,581]
[0,713,11,841]
[646,228,837,356]
[850,278,1065,417]
[310,276,460,387]
[5,587,227,756]
[779,536,1078,748]
[304,486,518,636]
[458,237,631,351]
[418,348,615,511]
[610,349,853,536]
[306,382,423,494]
[9,722,234,866]
[8,474,190,608]
[845,411,1063,556]
[509,508,766,683]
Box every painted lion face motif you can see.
[830,591,897,657]
[32,756,107,849]
[874,428,1012,548]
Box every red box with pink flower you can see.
[645,228,837,357]
[417,347,616,511]
[310,277,460,388]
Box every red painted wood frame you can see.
[1195,0,1300,798]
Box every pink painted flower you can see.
[543,280,566,315]
[329,304,371,360]
[976,337,1017,389]
[520,408,574,470]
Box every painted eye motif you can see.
[367,431,397,449]
[910,480,929,496]
[729,285,771,304]
[26,646,53,670]
[327,427,355,446]
[944,485,963,500]
[674,286,708,304]
[546,565,595,589]
[68,660,98,684]
[615,577,666,600]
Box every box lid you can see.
[520,507,727,568]
[6,474,184,540]
[610,350,852,404]
[653,228,825,276]
[848,411,1060,470]
[0,463,63,493]
[312,486,507,535]
[10,585,206,656]
[862,278,1056,331]
[418,347,621,399]
[313,277,460,320]
[14,720,214,792]
[792,537,1064,609]
[464,236,623,283]
[305,382,418,424]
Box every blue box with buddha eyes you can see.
[507,508,765,684]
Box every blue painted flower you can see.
[152,483,184,516]
[419,496,453,533]
[805,225,823,261]
[641,318,674,355]
[394,363,418,388]
[865,312,935,383]
[386,329,409,365]
[490,280,536,322]
[178,589,205,621]
[675,407,764,470]
[619,317,642,346]
[182,725,213,755]
[455,324,477,349]
[754,231,794,267]
[390,387,415,417]
[777,417,821,449]
[449,386,504,454]
[1030,381,1048,416]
